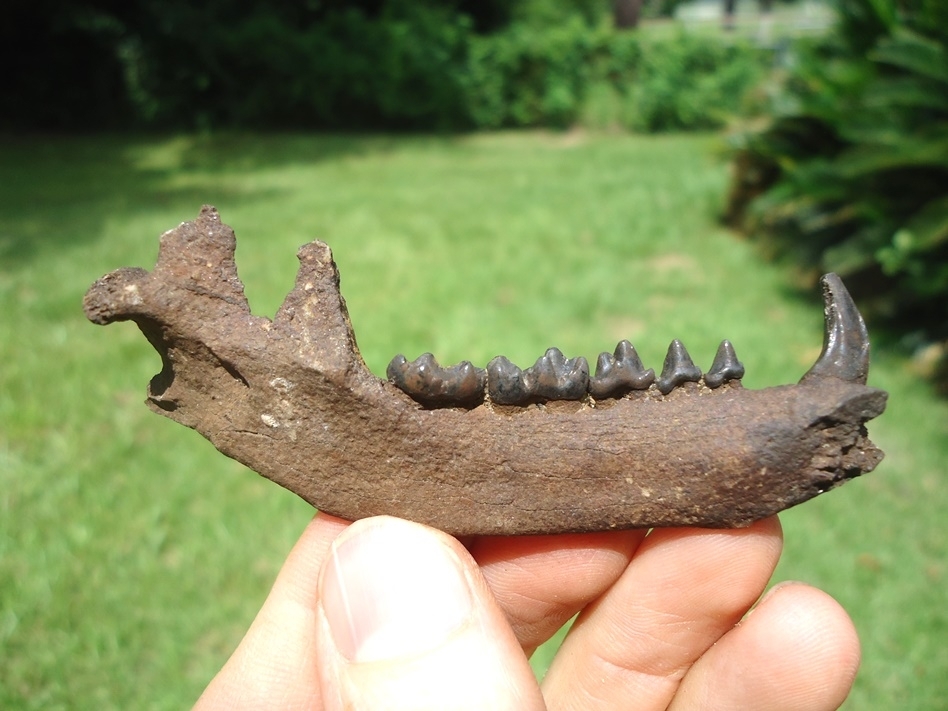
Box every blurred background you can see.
[1,0,946,708]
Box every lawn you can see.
[1,131,945,709]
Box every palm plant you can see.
[728,0,948,375]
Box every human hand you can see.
[195,513,859,710]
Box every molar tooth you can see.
[656,339,702,395]
[704,340,744,388]
[589,340,656,399]
[387,353,486,407]
[387,354,412,390]
[487,356,531,405]
[387,352,438,395]
[445,361,488,405]
[524,347,590,401]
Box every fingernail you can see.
[321,518,474,663]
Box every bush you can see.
[4,1,768,133]
[726,0,948,379]
[464,18,597,129]
[466,25,766,131]
[621,34,765,132]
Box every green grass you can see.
[1,131,945,709]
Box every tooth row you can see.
[388,340,744,407]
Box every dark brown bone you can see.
[83,207,887,536]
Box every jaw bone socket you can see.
[704,340,745,388]
[387,353,486,408]
[589,340,656,399]
[656,339,703,395]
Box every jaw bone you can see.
[84,207,887,536]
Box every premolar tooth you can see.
[523,347,590,401]
[704,340,744,388]
[387,353,486,407]
[488,356,531,405]
[589,340,656,399]
[656,339,702,395]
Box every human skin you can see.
[194,512,860,710]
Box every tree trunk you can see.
[613,0,643,28]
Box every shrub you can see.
[620,34,765,132]
[4,1,768,133]
[727,0,948,378]
[466,25,766,132]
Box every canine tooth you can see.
[387,353,486,407]
[656,339,702,394]
[589,340,656,399]
[704,340,744,388]
[488,356,531,405]
[800,273,870,385]
[524,347,589,401]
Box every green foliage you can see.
[465,18,600,129]
[3,0,764,132]
[117,2,474,130]
[728,0,948,360]
[622,34,766,132]
[467,24,766,131]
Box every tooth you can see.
[387,353,486,407]
[656,339,702,395]
[704,340,745,388]
[589,340,655,399]
[387,353,413,390]
[524,347,589,401]
[387,352,442,402]
[445,361,488,405]
[488,356,531,405]
[800,273,870,385]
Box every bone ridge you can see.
[388,339,744,408]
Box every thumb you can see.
[315,516,545,711]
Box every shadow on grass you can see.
[0,132,405,265]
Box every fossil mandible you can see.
[84,207,887,535]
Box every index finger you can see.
[468,529,647,655]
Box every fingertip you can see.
[754,581,862,696]
[671,582,860,711]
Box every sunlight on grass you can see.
[1,131,944,709]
